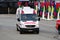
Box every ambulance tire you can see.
[35,29,39,34]
[36,30,39,34]
[20,29,24,34]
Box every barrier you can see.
[57,7,60,20]
[39,2,60,20]
[41,6,45,19]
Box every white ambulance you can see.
[16,6,40,34]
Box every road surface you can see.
[0,14,60,40]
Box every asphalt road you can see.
[0,14,60,40]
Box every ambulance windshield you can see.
[21,14,37,21]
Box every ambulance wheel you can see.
[20,29,24,34]
[35,29,39,34]
[36,30,39,34]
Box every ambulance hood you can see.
[20,21,38,25]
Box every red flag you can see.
[40,2,45,7]
[17,2,22,6]
[25,2,28,6]
[56,3,60,9]
[45,2,50,8]
[34,1,38,6]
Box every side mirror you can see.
[38,18,40,21]
[17,18,20,21]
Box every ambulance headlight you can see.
[36,25,39,27]
[35,23,39,27]
[19,23,25,27]
[21,24,25,27]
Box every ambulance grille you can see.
[26,25,35,27]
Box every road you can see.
[0,14,60,40]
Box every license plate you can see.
[28,30,33,32]
[27,28,34,29]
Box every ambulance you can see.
[16,6,40,34]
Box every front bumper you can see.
[20,28,39,32]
